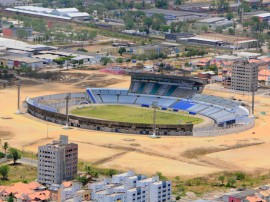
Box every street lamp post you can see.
[16,80,22,114]
[150,101,158,138]
[63,93,71,129]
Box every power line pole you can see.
[150,101,158,138]
[16,80,21,114]
[252,90,255,115]
[63,93,71,129]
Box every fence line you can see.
[193,119,255,137]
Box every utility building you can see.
[231,60,258,92]
[38,135,78,185]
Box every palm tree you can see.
[2,142,9,156]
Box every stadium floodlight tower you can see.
[63,93,71,129]
[15,80,22,114]
[150,101,159,138]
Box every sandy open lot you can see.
[1,70,270,178]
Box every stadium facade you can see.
[26,73,254,136]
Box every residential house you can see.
[0,182,51,202]
[0,56,44,70]
[58,182,91,202]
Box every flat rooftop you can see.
[175,2,210,8]
[0,55,44,63]
[198,17,227,23]
[143,8,208,17]
[189,37,223,42]
[198,33,257,43]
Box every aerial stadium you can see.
[25,73,255,136]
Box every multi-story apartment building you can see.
[38,135,78,185]
[88,171,172,202]
[150,181,172,202]
[126,187,148,202]
[231,60,258,92]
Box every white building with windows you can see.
[88,171,172,202]
[150,181,172,202]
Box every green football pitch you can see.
[70,105,203,125]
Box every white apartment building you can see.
[38,135,78,185]
[150,181,172,202]
[231,60,258,92]
[58,182,91,202]
[88,171,172,202]
[126,187,149,202]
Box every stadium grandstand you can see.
[26,73,254,136]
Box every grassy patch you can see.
[21,151,38,160]
[0,163,37,186]
[182,142,264,159]
[172,171,270,198]
[71,105,203,125]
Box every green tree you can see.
[124,17,135,29]
[151,14,166,30]
[85,165,99,179]
[16,29,29,40]
[208,64,218,74]
[217,0,229,11]
[2,142,9,156]
[155,0,168,8]
[226,12,234,20]
[116,58,123,63]
[156,172,167,181]
[175,0,182,5]
[216,26,223,34]
[107,169,118,177]
[143,17,153,30]
[201,25,208,33]
[235,172,246,180]
[118,47,127,56]
[0,165,10,180]
[7,196,13,202]
[8,148,21,164]
[226,177,236,187]
[100,57,112,66]
[0,152,5,158]
[240,2,252,12]
[76,175,88,185]
[228,28,235,35]
[218,175,225,185]
[210,0,216,10]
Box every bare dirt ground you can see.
[1,70,270,178]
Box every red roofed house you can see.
[258,69,270,86]
[0,182,51,202]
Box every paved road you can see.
[0,158,8,164]
[17,157,38,167]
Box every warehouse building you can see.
[6,6,90,21]
[195,17,234,29]
[188,34,258,49]
[187,37,227,47]
[143,9,208,24]
[165,32,195,41]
